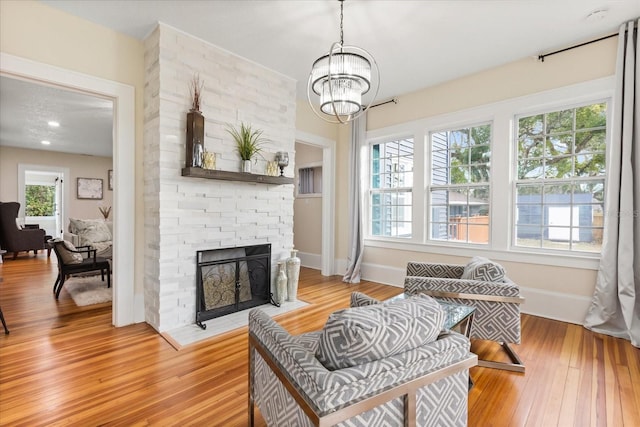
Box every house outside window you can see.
[370,137,413,238]
[429,123,491,244]
[515,102,606,252]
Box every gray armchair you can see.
[0,202,46,259]
[404,258,525,373]
[249,293,477,427]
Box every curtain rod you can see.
[538,33,618,62]
[369,97,398,109]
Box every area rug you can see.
[64,276,112,306]
[164,299,310,349]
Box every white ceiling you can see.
[0,76,113,157]
[1,0,638,157]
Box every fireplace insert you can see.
[195,244,274,329]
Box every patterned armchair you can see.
[248,293,477,427]
[404,257,525,373]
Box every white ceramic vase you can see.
[275,261,287,305]
[242,159,252,173]
[286,249,300,302]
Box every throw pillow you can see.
[350,292,381,307]
[80,222,112,244]
[69,218,112,244]
[461,256,506,282]
[57,240,84,264]
[316,294,445,370]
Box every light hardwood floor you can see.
[0,254,638,426]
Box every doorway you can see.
[1,52,136,326]
[294,131,336,276]
[18,166,69,239]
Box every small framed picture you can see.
[108,169,113,191]
[77,177,103,200]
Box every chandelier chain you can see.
[339,0,344,45]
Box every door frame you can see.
[1,53,137,327]
[18,164,69,238]
[295,130,336,276]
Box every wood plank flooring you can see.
[0,254,638,426]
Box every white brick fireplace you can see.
[143,24,296,332]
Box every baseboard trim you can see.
[354,260,590,325]
[297,251,322,271]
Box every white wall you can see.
[143,24,296,332]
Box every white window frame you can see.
[428,121,493,245]
[512,100,608,254]
[367,136,415,239]
[364,76,614,270]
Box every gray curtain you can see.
[584,19,639,348]
[343,114,367,283]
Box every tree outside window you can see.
[430,123,492,244]
[515,102,606,252]
[25,185,55,217]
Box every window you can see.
[370,138,413,238]
[429,124,491,244]
[25,184,55,217]
[298,166,322,195]
[515,102,606,252]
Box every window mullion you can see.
[491,110,513,251]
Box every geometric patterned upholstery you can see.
[349,291,380,307]
[461,256,506,282]
[316,294,445,370]
[405,261,522,344]
[249,308,474,426]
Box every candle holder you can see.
[275,152,289,177]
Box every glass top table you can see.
[387,293,475,336]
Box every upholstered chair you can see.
[249,293,477,426]
[404,257,525,373]
[0,202,46,259]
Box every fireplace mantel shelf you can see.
[182,167,294,185]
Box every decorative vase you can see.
[242,159,252,173]
[193,140,203,168]
[286,249,300,302]
[186,110,204,168]
[275,261,288,305]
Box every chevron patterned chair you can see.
[248,293,477,427]
[404,257,525,373]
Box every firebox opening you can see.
[195,244,273,329]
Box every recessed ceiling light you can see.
[41,140,51,145]
[48,121,60,127]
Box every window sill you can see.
[364,238,600,270]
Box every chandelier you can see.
[307,0,380,124]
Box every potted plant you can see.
[225,122,266,173]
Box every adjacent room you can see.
[0,1,638,426]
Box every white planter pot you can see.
[242,159,252,173]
